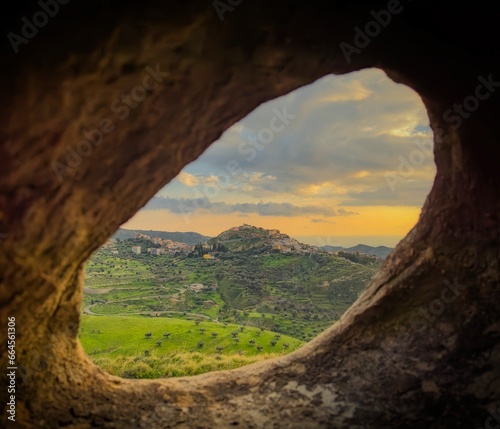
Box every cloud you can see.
[154,68,435,209]
[143,196,356,218]
[177,172,199,187]
[142,196,206,213]
[310,218,335,224]
[313,79,372,103]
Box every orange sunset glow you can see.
[122,69,435,247]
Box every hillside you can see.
[83,225,379,343]
[322,244,393,259]
[208,224,392,258]
[208,224,316,254]
[113,228,211,245]
[81,224,383,378]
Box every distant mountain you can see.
[320,245,345,253]
[321,244,393,259]
[112,228,211,245]
[348,244,393,258]
[112,228,137,240]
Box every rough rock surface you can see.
[0,1,499,428]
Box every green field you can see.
[83,239,376,337]
[80,314,302,378]
[81,232,378,378]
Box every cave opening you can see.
[79,69,436,380]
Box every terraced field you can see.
[80,236,379,377]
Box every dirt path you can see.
[83,287,112,295]
[82,304,215,321]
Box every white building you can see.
[132,246,141,254]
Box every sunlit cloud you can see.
[177,172,199,187]
[315,79,372,103]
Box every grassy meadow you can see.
[80,314,303,378]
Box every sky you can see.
[122,68,436,247]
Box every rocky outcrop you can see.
[0,1,499,427]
